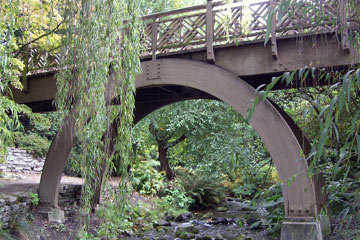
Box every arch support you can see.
[39,59,325,221]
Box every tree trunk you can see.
[158,144,173,180]
[91,117,118,209]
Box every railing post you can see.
[270,0,278,60]
[339,0,349,53]
[152,17,158,61]
[206,0,215,63]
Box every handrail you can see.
[20,0,353,75]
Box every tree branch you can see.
[14,20,65,58]
[167,134,186,148]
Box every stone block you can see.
[48,208,65,224]
[0,199,6,208]
[281,216,330,240]
[6,196,17,205]
[11,204,20,212]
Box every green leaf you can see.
[357,134,360,163]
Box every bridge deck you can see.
[12,0,360,112]
[18,0,357,73]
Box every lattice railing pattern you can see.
[18,48,60,73]
[157,12,207,53]
[277,0,339,36]
[20,0,350,73]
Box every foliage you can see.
[0,99,28,163]
[131,160,166,195]
[228,165,278,199]
[28,191,39,206]
[176,168,227,210]
[143,0,203,14]
[134,99,271,182]
[1,0,62,164]
[130,160,193,211]
[55,4,143,235]
[95,200,134,239]
[12,132,50,158]
[249,0,360,231]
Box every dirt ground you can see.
[0,172,84,195]
[0,172,153,240]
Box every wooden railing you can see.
[21,0,356,73]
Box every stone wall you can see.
[0,193,30,228]
[0,184,82,229]
[0,148,45,174]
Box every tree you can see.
[133,99,271,182]
[1,0,62,162]
[149,120,186,180]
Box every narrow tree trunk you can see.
[158,144,173,180]
[91,118,118,209]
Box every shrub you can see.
[12,132,50,158]
[131,160,166,195]
[176,169,226,210]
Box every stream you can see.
[125,198,278,240]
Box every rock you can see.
[177,224,200,234]
[175,224,200,239]
[248,219,263,230]
[214,233,224,240]
[255,206,268,217]
[6,196,17,205]
[216,206,229,212]
[246,218,258,226]
[48,208,65,224]
[124,229,134,236]
[176,232,196,240]
[156,219,171,227]
[0,199,6,208]
[227,218,236,224]
[236,234,253,240]
[201,212,213,219]
[156,226,168,233]
[209,217,228,225]
[225,197,234,202]
[175,212,193,222]
[196,236,212,240]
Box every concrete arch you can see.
[39,59,323,218]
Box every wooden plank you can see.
[152,18,158,61]
[270,0,278,60]
[206,0,215,62]
[143,3,208,20]
[339,0,349,52]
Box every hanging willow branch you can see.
[55,0,143,235]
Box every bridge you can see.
[11,0,359,239]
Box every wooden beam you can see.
[270,0,278,60]
[339,0,349,53]
[152,17,158,61]
[206,0,215,63]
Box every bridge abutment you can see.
[281,216,331,240]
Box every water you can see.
[124,199,276,240]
